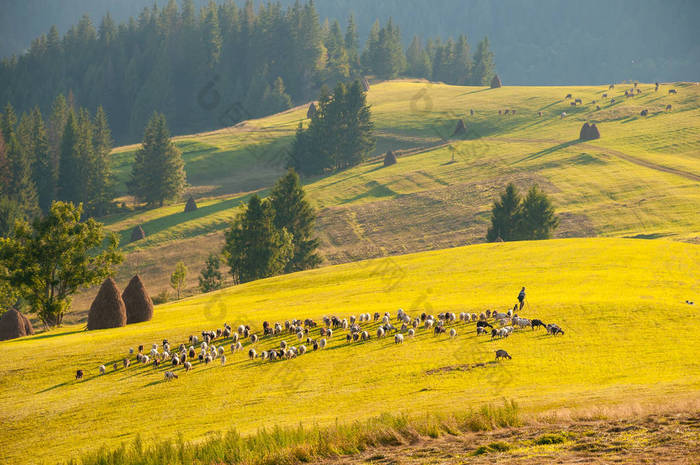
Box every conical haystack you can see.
[383,150,397,167]
[87,278,126,330]
[452,119,467,136]
[588,123,600,139]
[579,122,591,140]
[184,196,198,213]
[361,77,370,92]
[490,74,502,88]
[306,102,317,119]
[131,225,146,242]
[0,308,34,341]
[123,275,154,324]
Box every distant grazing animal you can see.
[319,338,327,349]
[602,93,608,98]
[570,102,577,106]
[470,109,474,115]
[575,98,582,104]
[477,321,493,329]
[476,326,487,335]
[511,109,516,115]
[98,365,106,375]
[495,349,512,360]
[565,93,572,99]
[669,89,677,94]
[596,105,601,110]
[561,112,566,119]
[248,349,257,360]
[531,319,546,330]
[123,358,130,368]
[377,327,385,338]
[504,109,509,114]
[184,361,192,372]
[449,328,457,338]
[538,111,543,117]
[640,109,648,116]
[76,369,84,380]
[546,324,565,335]
[610,99,615,103]
[498,110,502,115]
[666,104,672,111]
[164,371,178,381]
[394,333,404,344]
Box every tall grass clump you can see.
[69,401,519,465]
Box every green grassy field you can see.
[74,80,700,317]
[2,238,699,464]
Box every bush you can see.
[534,432,569,445]
[152,289,170,305]
[473,441,511,455]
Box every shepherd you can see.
[517,287,526,311]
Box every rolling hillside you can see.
[70,79,700,318]
[1,238,699,464]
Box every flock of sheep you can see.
[75,299,565,382]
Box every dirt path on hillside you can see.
[487,136,700,182]
[318,412,700,465]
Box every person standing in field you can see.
[517,287,526,310]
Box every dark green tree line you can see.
[486,183,559,242]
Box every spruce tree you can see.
[222,194,293,284]
[269,169,321,272]
[57,111,81,205]
[260,77,293,116]
[471,36,495,85]
[198,253,223,292]
[28,108,53,212]
[0,129,9,194]
[520,185,559,239]
[89,106,113,216]
[1,104,38,216]
[128,112,186,207]
[406,36,432,78]
[486,183,523,242]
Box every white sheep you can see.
[424,319,434,329]
[382,315,390,324]
[237,325,245,334]
[220,355,227,366]
[394,333,404,344]
[98,365,106,375]
[449,328,457,338]
[218,347,225,356]
[377,327,385,338]
[408,328,415,337]
[319,338,327,349]
[298,345,307,355]
[184,361,192,372]
[231,333,239,343]
[164,371,178,381]
[280,340,287,349]
[248,348,257,360]
[142,355,150,364]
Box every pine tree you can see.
[202,1,223,69]
[269,169,321,272]
[361,20,380,73]
[260,77,293,116]
[406,36,432,78]
[222,194,293,284]
[520,185,559,239]
[345,14,359,69]
[454,35,472,85]
[198,253,223,292]
[486,183,523,242]
[57,111,81,204]
[471,36,495,85]
[338,80,375,168]
[128,113,186,207]
[0,129,9,194]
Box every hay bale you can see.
[452,119,467,136]
[588,123,600,140]
[131,225,146,243]
[361,78,370,92]
[184,196,197,213]
[87,278,126,330]
[579,122,591,140]
[383,150,397,167]
[490,74,502,88]
[123,275,154,324]
[0,308,34,341]
[306,102,317,119]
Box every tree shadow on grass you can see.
[8,328,85,344]
[515,139,583,164]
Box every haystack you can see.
[579,122,591,140]
[306,102,317,119]
[131,225,146,242]
[383,150,397,167]
[361,77,370,92]
[580,122,600,141]
[123,275,154,324]
[452,119,467,136]
[490,74,502,88]
[184,196,198,213]
[0,308,34,341]
[87,277,126,330]
[588,123,600,139]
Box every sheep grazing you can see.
[220,355,227,366]
[152,359,160,369]
[511,109,516,115]
[326,329,333,339]
[112,363,118,371]
[449,328,457,338]
[498,110,502,115]
[129,348,134,355]
[641,109,648,116]
[98,365,106,375]
[476,326,487,335]
[471,313,477,321]
[561,112,567,118]
[565,93,572,99]
[538,111,543,117]
[666,104,672,111]
[570,102,577,106]
[248,348,257,360]
[470,109,474,116]
[407,328,415,337]
[374,312,380,321]
[319,338,327,349]
[394,333,404,344]
[184,361,192,372]
[204,354,212,364]
[504,109,509,115]
[596,105,601,110]
[172,356,180,366]
[250,334,258,343]
[377,327,385,338]
[312,341,319,351]
[669,89,677,94]
[382,315,390,324]
[164,371,178,381]
[610,99,615,103]
[123,358,130,368]
[602,93,608,98]
[546,324,565,336]
[574,98,582,104]
[495,349,512,360]
[476,321,493,329]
